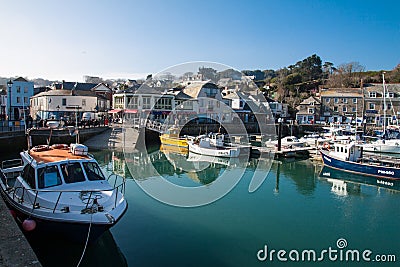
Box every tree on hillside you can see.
[198,67,217,82]
[326,62,365,88]
[387,64,400,83]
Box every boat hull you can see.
[320,150,400,180]
[0,189,127,242]
[160,135,188,148]
[188,142,240,158]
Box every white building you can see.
[30,89,101,122]
[111,85,175,123]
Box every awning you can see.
[124,109,138,114]
[108,109,122,114]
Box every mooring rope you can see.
[76,211,93,267]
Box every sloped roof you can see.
[183,81,218,98]
[320,88,363,97]
[32,89,96,98]
[13,77,28,82]
[53,81,98,91]
[364,83,400,93]
[299,96,321,105]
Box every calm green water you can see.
[24,148,400,266]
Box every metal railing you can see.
[6,174,126,215]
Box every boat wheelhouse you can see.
[0,143,127,241]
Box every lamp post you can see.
[56,105,60,119]
[7,79,13,120]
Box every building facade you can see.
[296,96,321,124]
[319,88,364,124]
[6,77,34,120]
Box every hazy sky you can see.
[1,0,399,81]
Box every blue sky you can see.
[0,0,399,81]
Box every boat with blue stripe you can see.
[320,141,400,181]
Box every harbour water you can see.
[15,148,400,266]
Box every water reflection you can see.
[319,165,400,195]
[26,230,127,267]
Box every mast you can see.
[382,72,387,139]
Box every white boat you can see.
[362,139,400,153]
[188,133,241,158]
[0,143,127,241]
[266,136,307,149]
[299,133,328,148]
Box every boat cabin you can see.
[329,142,362,162]
[18,144,106,190]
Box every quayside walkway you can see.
[0,197,41,266]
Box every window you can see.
[369,92,376,98]
[325,98,330,103]
[82,99,86,106]
[343,98,348,103]
[154,97,172,110]
[342,106,347,112]
[60,163,85,183]
[24,97,28,104]
[128,97,138,109]
[24,87,28,93]
[334,106,338,112]
[37,165,62,188]
[83,162,106,181]
[369,103,375,110]
[308,108,314,114]
[16,97,21,103]
[386,92,394,98]
[353,98,357,104]
[334,98,339,103]
[16,86,21,93]
[22,164,36,189]
[142,97,151,109]
[62,98,67,106]
[310,102,314,106]
[352,107,356,112]
[204,87,218,98]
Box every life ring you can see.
[51,144,69,150]
[323,142,331,150]
[31,145,50,152]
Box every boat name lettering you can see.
[377,170,394,176]
[323,156,331,163]
[377,180,394,187]
[322,172,331,177]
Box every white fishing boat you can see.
[299,133,328,148]
[188,133,241,158]
[0,142,127,241]
[266,136,307,149]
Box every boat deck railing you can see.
[4,173,126,214]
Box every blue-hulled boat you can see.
[320,141,400,183]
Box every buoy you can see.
[22,218,37,231]
[9,210,16,219]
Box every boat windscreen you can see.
[82,162,106,181]
[60,162,85,183]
